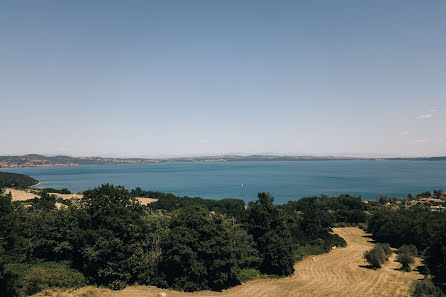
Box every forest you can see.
[1,183,445,296]
[0,173,38,189]
[0,184,349,296]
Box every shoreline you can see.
[2,158,446,169]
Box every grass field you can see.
[4,188,156,206]
[4,188,39,201]
[33,227,423,297]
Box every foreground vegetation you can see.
[367,204,446,294]
[0,185,351,296]
[1,181,446,296]
[23,228,425,297]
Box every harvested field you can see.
[3,188,155,205]
[135,197,158,205]
[4,188,39,201]
[3,188,83,201]
[48,193,83,200]
[33,227,423,297]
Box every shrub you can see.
[376,243,393,258]
[4,262,86,296]
[295,244,325,261]
[412,278,444,297]
[329,234,347,249]
[399,244,418,257]
[364,246,386,268]
[80,290,101,297]
[399,253,415,271]
[239,269,261,282]
[398,244,418,272]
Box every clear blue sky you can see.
[1,0,445,157]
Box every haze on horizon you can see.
[1,1,445,158]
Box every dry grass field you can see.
[33,227,423,297]
[4,188,38,201]
[4,189,156,205]
[135,197,158,205]
[48,192,84,200]
[4,188,83,201]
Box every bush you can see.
[376,243,393,258]
[364,246,387,269]
[295,244,325,261]
[398,244,418,272]
[399,244,418,257]
[398,244,418,271]
[412,278,444,297]
[399,253,415,271]
[79,290,101,297]
[238,268,261,282]
[4,262,86,296]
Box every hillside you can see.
[0,154,364,168]
[4,153,446,169]
[0,172,38,188]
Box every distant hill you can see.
[388,156,446,161]
[0,154,445,168]
[0,172,38,188]
[0,154,362,168]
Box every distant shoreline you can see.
[1,154,446,169]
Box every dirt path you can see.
[37,227,423,297]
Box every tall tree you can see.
[245,193,295,276]
[161,207,256,291]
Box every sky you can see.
[1,0,445,157]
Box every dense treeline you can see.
[284,194,367,225]
[0,185,354,296]
[0,172,38,188]
[40,188,72,194]
[132,187,245,218]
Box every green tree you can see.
[0,189,21,296]
[426,235,446,286]
[161,207,255,291]
[72,184,151,289]
[30,192,56,211]
[245,193,295,276]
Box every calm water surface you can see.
[2,161,446,204]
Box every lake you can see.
[2,160,446,204]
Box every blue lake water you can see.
[2,160,446,204]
